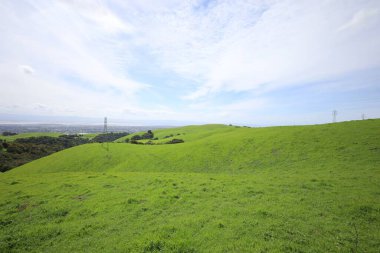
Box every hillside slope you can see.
[1,120,379,252]
[9,120,380,175]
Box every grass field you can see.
[1,132,62,142]
[79,133,99,140]
[1,120,379,252]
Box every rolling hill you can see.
[1,120,379,252]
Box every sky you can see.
[1,0,380,126]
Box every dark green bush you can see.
[131,135,142,141]
[165,139,184,144]
[0,135,90,172]
[163,134,174,139]
[130,140,143,144]
[132,130,154,141]
[141,130,154,139]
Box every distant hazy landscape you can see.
[0,124,163,134]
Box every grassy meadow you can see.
[79,133,99,140]
[0,120,379,252]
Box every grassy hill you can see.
[1,132,62,142]
[1,132,99,142]
[114,124,237,143]
[1,120,379,252]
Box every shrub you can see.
[2,141,8,149]
[141,130,154,139]
[131,135,142,141]
[166,139,184,144]
[6,143,28,154]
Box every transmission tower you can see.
[332,110,337,123]
[103,117,108,133]
[361,114,366,120]
[102,117,110,155]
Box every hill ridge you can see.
[7,119,380,175]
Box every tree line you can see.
[0,132,129,172]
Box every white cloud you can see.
[121,0,380,100]
[339,8,380,31]
[221,99,267,112]
[65,0,135,34]
[19,65,35,75]
[1,0,379,124]
[0,0,147,101]
[33,103,48,110]
[0,61,138,120]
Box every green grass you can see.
[1,120,379,252]
[80,133,99,140]
[1,132,62,142]
[114,124,237,143]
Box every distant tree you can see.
[2,141,9,149]
[131,130,154,141]
[6,143,27,154]
[141,130,154,139]
[0,135,90,172]
[131,135,142,141]
[2,131,17,136]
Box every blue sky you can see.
[0,0,380,126]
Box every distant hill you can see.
[0,132,62,142]
[11,119,380,174]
